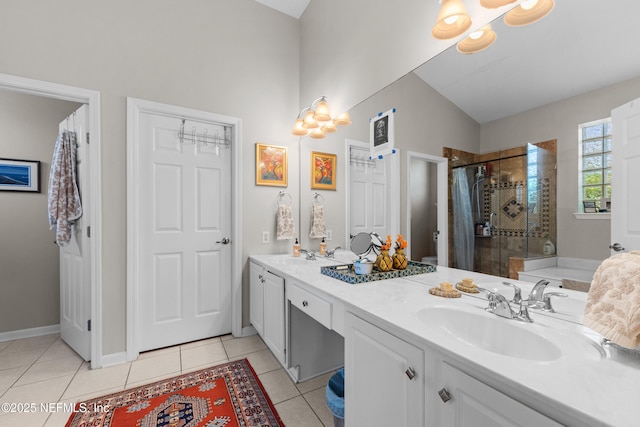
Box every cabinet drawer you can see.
[287,282,332,329]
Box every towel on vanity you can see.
[583,251,640,348]
[309,203,326,238]
[276,203,295,240]
[48,130,82,247]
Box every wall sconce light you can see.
[291,96,351,139]
[432,0,472,40]
[456,24,497,54]
[504,0,554,27]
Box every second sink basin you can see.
[417,306,562,361]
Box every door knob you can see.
[216,237,230,244]
[609,243,625,252]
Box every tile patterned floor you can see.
[0,334,336,427]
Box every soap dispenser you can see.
[293,238,301,257]
[319,237,327,256]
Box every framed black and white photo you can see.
[0,158,40,192]
[370,108,395,158]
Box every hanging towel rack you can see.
[312,192,325,203]
[278,191,292,204]
[178,118,232,147]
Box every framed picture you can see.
[370,108,396,158]
[311,151,336,191]
[583,200,597,213]
[0,158,41,192]
[256,143,288,187]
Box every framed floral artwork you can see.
[256,143,287,187]
[311,151,336,191]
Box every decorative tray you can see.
[321,261,436,284]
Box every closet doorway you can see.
[0,73,102,368]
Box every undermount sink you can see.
[271,257,316,265]
[417,306,562,361]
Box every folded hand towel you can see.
[309,203,326,238]
[583,251,640,348]
[276,203,295,240]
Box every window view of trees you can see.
[580,120,611,211]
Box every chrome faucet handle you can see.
[326,246,341,258]
[299,249,316,260]
[502,281,522,304]
[517,300,534,323]
[541,292,568,313]
[483,290,517,319]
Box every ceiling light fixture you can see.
[479,0,517,8]
[291,96,350,139]
[504,0,554,27]
[432,0,472,40]
[456,24,497,54]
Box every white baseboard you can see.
[0,324,60,343]
[241,326,257,337]
[100,351,128,368]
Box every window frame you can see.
[578,118,612,212]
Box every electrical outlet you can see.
[262,231,270,244]
[326,230,332,241]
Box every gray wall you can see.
[0,90,80,333]
[480,75,640,261]
[0,0,300,354]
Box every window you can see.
[578,118,612,211]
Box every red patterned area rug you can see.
[65,358,284,427]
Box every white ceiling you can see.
[258,0,640,124]
[254,0,310,19]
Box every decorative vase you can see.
[376,249,393,272]
[392,248,408,270]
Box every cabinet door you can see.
[439,363,562,427]
[345,313,424,427]
[263,270,285,364]
[249,261,264,336]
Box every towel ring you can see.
[313,192,324,204]
[278,191,293,204]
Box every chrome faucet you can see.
[325,246,341,258]
[480,288,533,323]
[526,279,550,308]
[299,249,316,260]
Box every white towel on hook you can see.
[48,130,83,247]
[309,203,326,238]
[276,203,296,240]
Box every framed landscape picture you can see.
[311,151,336,191]
[0,158,40,192]
[256,143,288,187]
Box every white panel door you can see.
[137,113,231,352]
[58,105,91,361]
[349,146,391,239]
[611,98,640,253]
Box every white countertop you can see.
[250,252,640,427]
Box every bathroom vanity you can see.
[249,252,638,427]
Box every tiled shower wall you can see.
[445,141,557,277]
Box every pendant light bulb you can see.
[504,0,554,26]
[310,128,325,139]
[456,24,496,54]
[292,118,308,136]
[432,0,472,40]
[302,110,319,129]
[479,0,517,8]
[334,112,352,126]
[313,97,332,122]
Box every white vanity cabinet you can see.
[249,261,285,364]
[345,312,425,427]
[435,362,562,427]
[346,311,562,427]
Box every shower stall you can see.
[446,142,557,277]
